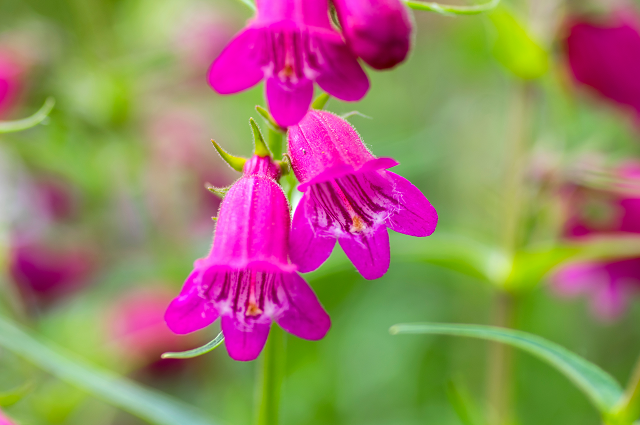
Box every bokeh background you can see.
[2,0,640,424]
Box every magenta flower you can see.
[552,258,640,321]
[565,10,640,116]
[208,0,369,127]
[287,110,438,280]
[333,0,412,70]
[165,154,330,361]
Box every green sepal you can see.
[278,154,292,176]
[211,140,247,172]
[250,118,271,157]
[206,183,231,199]
[161,332,225,359]
[255,106,285,133]
[311,93,330,110]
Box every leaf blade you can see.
[0,316,217,425]
[404,0,500,16]
[390,323,624,414]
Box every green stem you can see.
[404,0,500,16]
[611,354,640,425]
[486,82,533,425]
[256,326,285,425]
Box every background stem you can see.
[486,82,534,425]
[256,325,285,425]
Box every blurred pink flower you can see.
[552,258,640,321]
[108,287,197,365]
[565,10,640,117]
[173,6,236,72]
[552,161,640,320]
[0,409,16,425]
[0,49,23,117]
[9,237,95,307]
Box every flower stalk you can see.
[256,325,285,425]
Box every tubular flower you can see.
[287,110,438,280]
[333,0,412,70]
[208,0,369,127]
[165,154,330,361]
[565,11,640,116]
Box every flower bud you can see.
[333,0,413,70]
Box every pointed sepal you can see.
[311,93,330,110]
[255,105,285,133]
[211,140,247,172]
[250,118,271,157]
[206,183,231,199]
[278,154,292,176]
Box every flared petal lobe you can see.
[275,273,331,340]
[333,0,412,70]
[339,225,390,280]
[208,28,267,94]
[289,192,337,273]
[164,268,220,334]
[266,77,314,128]
[312,31,370,101]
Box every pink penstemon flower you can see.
[332,0,413,70]
[0,409,16,425]
[287,110,438,280]
[207,0,369,128]
[165,124,330,361]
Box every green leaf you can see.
[488,7,549,79]
[311,93,330,110]
[404,0,499,16]
[0,98,55,133]
[392,234,511,285]
[236,0,256,11]
[0,316,217,425]
[0,381,33,407]
[505,245,580,291]
[161,332,224,359]
[390,323,624,415]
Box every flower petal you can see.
[313,31,370,102]
[221,315,271,361]
[265,76,314,127]
[275,273,331,340]
[289,193,337,273]
[208,27,266,95]
[385,171,438,237]
[165,270,219,334]
[338,225,390,280]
